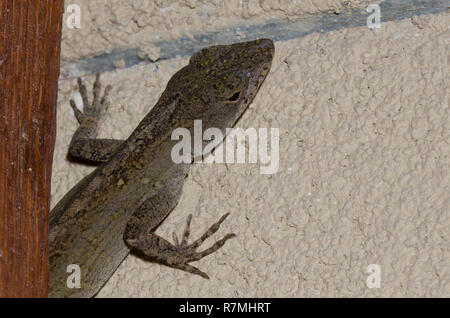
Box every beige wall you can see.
[53,1,450,297]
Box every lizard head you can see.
[185,38,274,131]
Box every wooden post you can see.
[0,0,64,297]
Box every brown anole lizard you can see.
[49,39,274,297]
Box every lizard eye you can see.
[226,91,241,103]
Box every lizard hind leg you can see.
[126,212,236,279]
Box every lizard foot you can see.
[70,73,112,124]
[67,73,123,163]
[169,213,236,278]
[128,213,236,279]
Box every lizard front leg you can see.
[69,73,124,163]
[124,188,236,279]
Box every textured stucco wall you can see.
[61,0,380,61]
[53,1,449,297]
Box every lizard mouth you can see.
[232,63,273,124]
[247,39,274,90]
[245,40,274,99]
[228,39,274,124]
[254,38,275,51]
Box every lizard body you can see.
[49,39,274,297]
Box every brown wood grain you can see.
[0,0,64,297]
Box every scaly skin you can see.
[49,39,274,297]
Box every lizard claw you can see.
[133,213,236,279]
[70,73,111,122]
[173,213,236,264]
[163,213,235,278]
